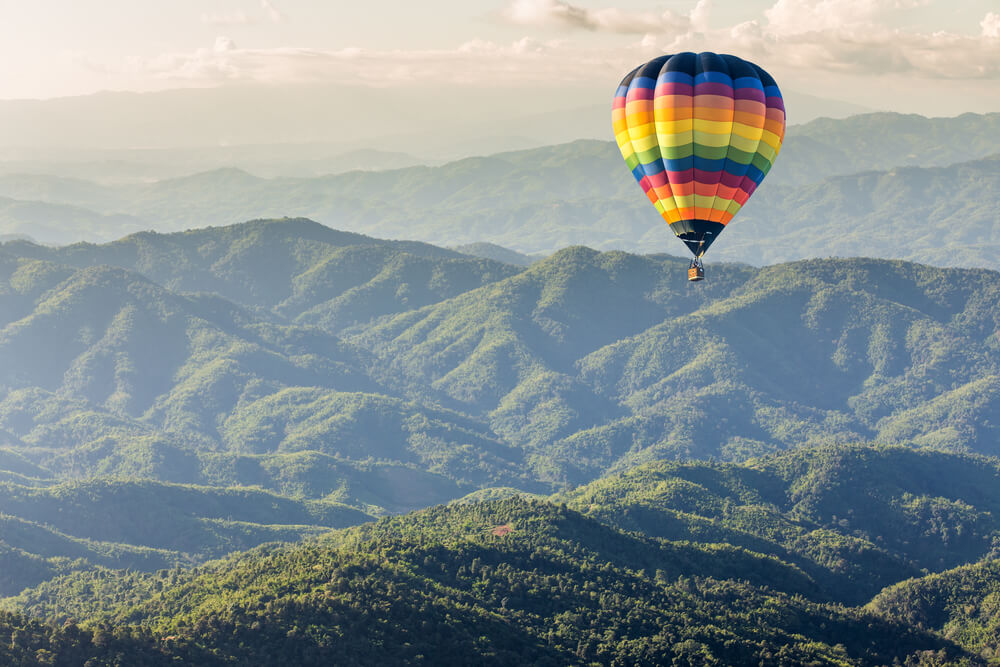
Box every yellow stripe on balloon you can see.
[654,119,697,135]
[691,119,733,135]
[759,129,782,151]
[653,131,694,148]
[693,194,717,209]
[630,133,659,153]
[731,122,765,141]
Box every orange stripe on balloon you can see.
[763,118,784,135]
[669,181,697,197]
[707,207,727,223]
[694,181,718,197]
[692,106,735,122]
[654,106,693,120]
[715,185,738,201]
[733,111,765,127]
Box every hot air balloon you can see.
[612,52,785,281]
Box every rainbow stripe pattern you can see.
[613,52,785,257]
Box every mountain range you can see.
[2,219,1000,662]
[2,219,1000,561]
[0,113,997,274]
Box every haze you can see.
[1,0,998,158]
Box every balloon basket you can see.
[688,260,705,282]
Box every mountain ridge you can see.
[1,112,998,265]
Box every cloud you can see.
[261,0,285,23]
[983,12,1000,39]
[764,0,926,33]
[106,37,614,89]
[665,0,998,79]
[501,0,692,35]
[214,36,238,53]
[83,0,1000,98]
[499,0,998,79]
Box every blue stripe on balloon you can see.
[664,157,695,171]
[694,71,733,85]
[745,165,766,184]
[733,76,764,90]
[722,162,751,178]
[693,156,727,172]
[658,71,694,84]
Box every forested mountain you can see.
[776,112,1000,185]
[0,479,369,596]
[8,222,1000,490]
[4,219,1000,617]
[560,446,1000,605]
[6,446,998,665]
[869,560,1000,659]
[0,113,997,268]
[451,242,539,266]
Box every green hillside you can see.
[2,497,970,666]
[772,112,1000,185]
[560,445,1000,605]
[0,609,212,666]
[5,445,999,663]
[6,225,1000,494]
[0,478,371,596]
[4,217,521,325]
[868,560,1000,660]
[452,242,539,266]
[719,156,1000,268]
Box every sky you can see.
[1,0,999,116]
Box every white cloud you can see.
[689,0,712,33]
[83,0,1000,97]
[764,0,925,33]
[214,36,238,53]
[502,0,691,35]
[983,12,1000,39]
[670,0,996,79]
[105,37,611,89]
[498,0,998,79]
[261,0,285,23]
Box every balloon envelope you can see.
[612,52,785,257]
